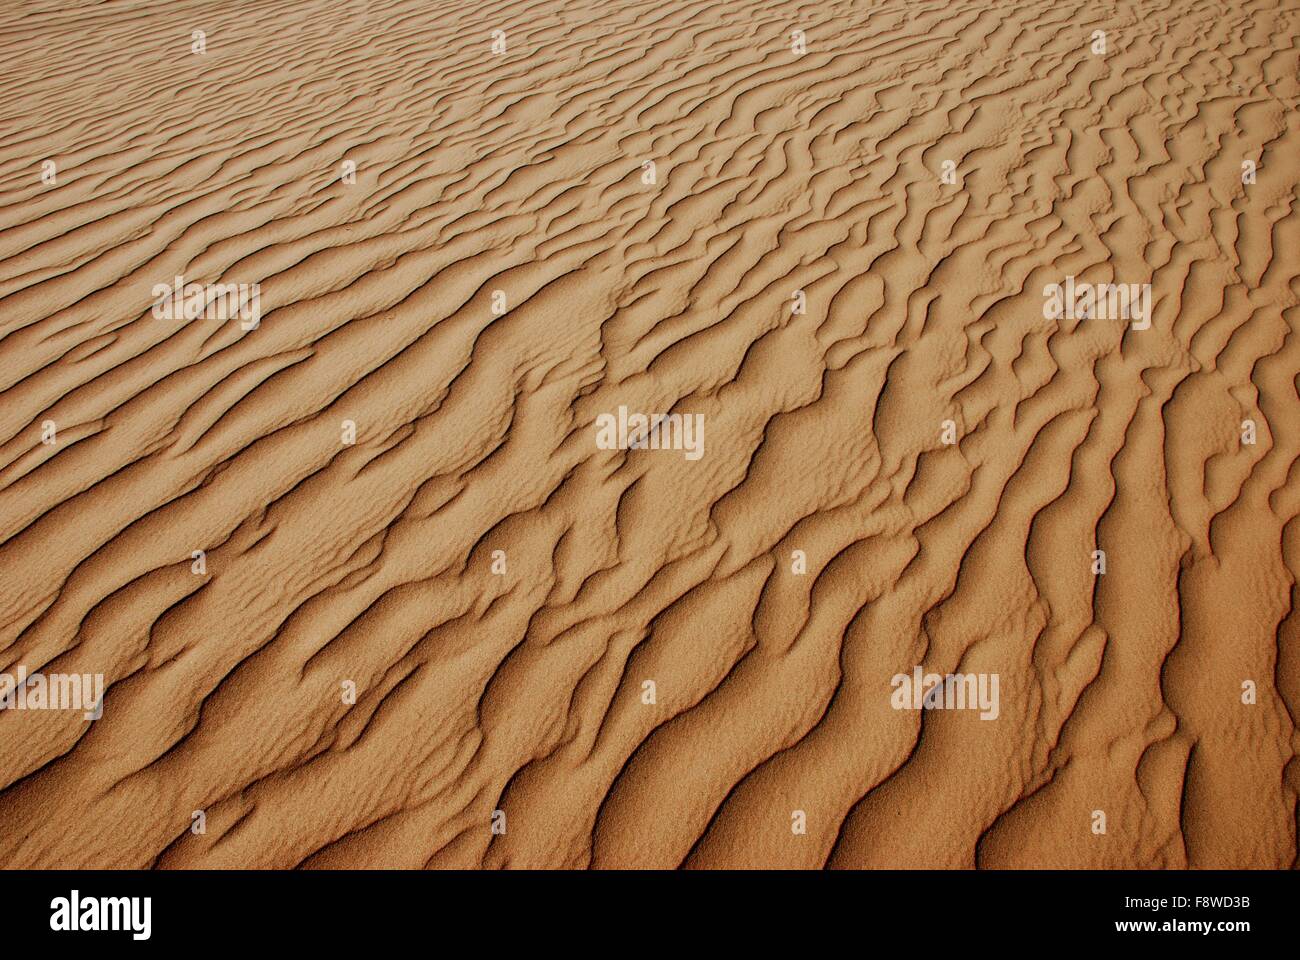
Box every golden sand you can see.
[0,0,1297,868]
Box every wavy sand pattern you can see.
[1,0,1298,869]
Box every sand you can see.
[0,0,1297,869]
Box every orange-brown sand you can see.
[0,0,1297,869]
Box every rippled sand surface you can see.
[0,0,1297,868]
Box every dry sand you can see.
[0,0,1298,869]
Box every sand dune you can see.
[0,0,1297,869]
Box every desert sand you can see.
[0,0,1297,869]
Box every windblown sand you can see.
[1,0,1298,869]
